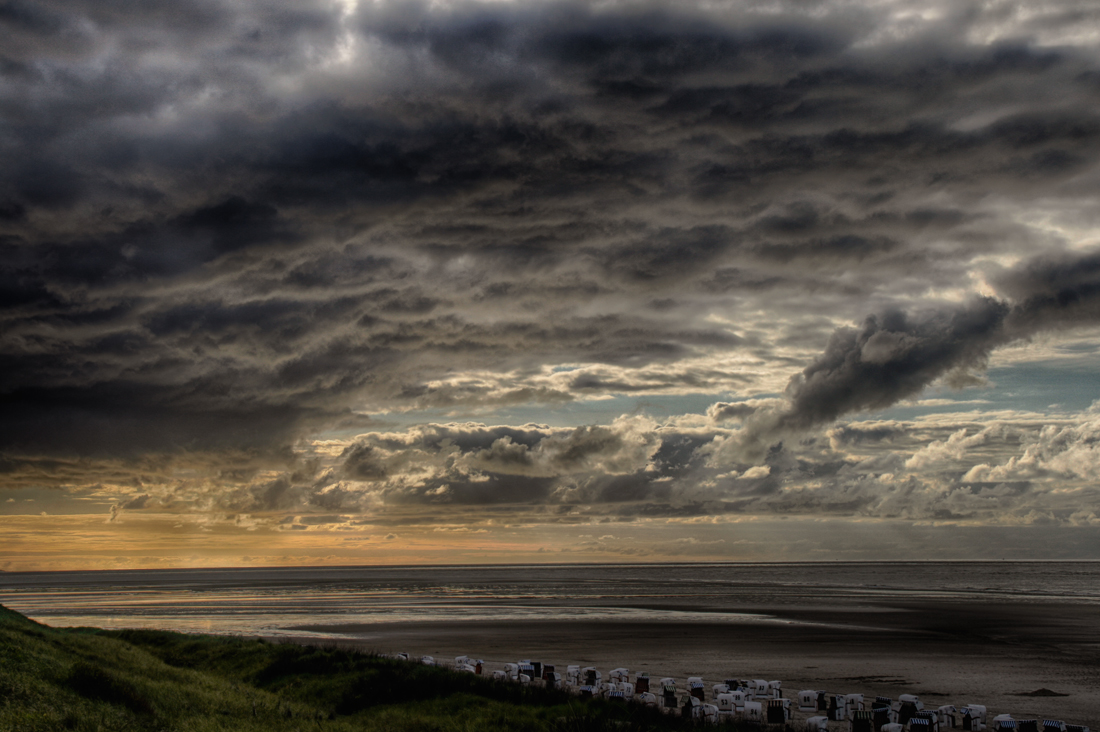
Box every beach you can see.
[290,599,1100,726]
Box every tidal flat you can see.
[3,562,1098,727]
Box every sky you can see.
[3,0,1100,570]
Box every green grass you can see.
[0,604,758,732]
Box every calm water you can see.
[1,561,1096,638]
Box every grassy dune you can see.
[0,605,746,732]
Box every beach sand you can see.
[288,599,1100,727]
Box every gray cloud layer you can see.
[3,0,1100,535]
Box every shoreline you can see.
[278,599,1100,727]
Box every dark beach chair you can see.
[690,682,705,701]
[916,710,940,732]
[911,716,933,732]
[852,709,875,732]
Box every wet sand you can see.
[288,599,1100,726]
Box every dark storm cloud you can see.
[3,0,1100,463]
[779,296,1012,432]
[755,248,1100,443]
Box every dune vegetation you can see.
[0,604,748,732]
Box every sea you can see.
[1,561,1097,639]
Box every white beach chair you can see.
[713,683,731,697]
[845,694,865,715]
[829,695,848,721]
[992,716,1016,732]
[420,655,435,666]
[938,706,957,728]
[609,668,629,683]
[619,682,634,697]
[743,701,763,723]
[768,681,782,699]
[806,716,829,732]
[753,680,770,698]
[702,703,720,724]
[638,692,658,707]
[881,725,904,732]
[799,690,820,713]
[961,705,987,732]
[566,665,580,686]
